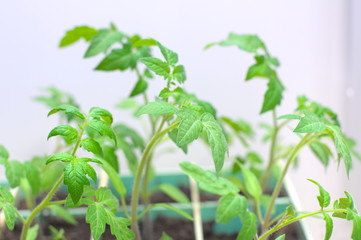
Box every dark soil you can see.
[5,185,294,239]
[141,215,238,240]
[0,215,304,240]
[0,217,92,240]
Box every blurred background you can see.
[0,0,360,239]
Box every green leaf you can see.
[237,211,257,240]
[3,204,17,230]
[26,224,39,240]
[348,210,361,240]
[345,191,355,210]
[84,28,122,58]
[333,192,353,219]
[86,119,117,144]
[260,77,284,114]
[0,145,9,164]
[172,65,187,84]
[80,138,103,156]
[177,113,202,146]
[96,187,119,210]
[246,62,272,80]
[5,160,24,188]
[179,161,239,195]
[129,77,148,97]
[140,57,170,77]
[24,162,41,194]
[275,235,286,240]
[323,213,333,240]
[48,125,78,144]
[136,100,178,116]
[113,124,145,150]
[47,205,77,225]
[0,187,14,203]
[246,152,262,164]
[59,26,98,47]
[203,42,218,50]
[48,105,85,120]
[79,160,98,182]
[310,140,332,167]
[241,166,262,200]
[159,88,173,98]
[277,114,302,120]
[216,193,247,224]
[133,38,157,48]
[160,232,173,240]
[89,107,113,124]
[95,48,138,71]
[157,184,190,203]
[168,129,188,154]
[270,57,280,66]
[294,112,326,133]
[86,203,107,240]
[47,153,74,164]
[326,125,352,176]
[65,186,96,208]
[307,179,330,208]
[116,140,136,174]
[64,159,96,203]
[100,145,118,172]
[219,33,264,53]
[157,42,178,65]
[106,210,135,240]
[201,113,228,173]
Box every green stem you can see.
[15,210,25,224]
[46,200,67,206]
[255,199,264,226]
[130,122,179,240]
[21,119,87,240]
[261,110,278,189]
[142,153,154,240]
[120,195,130,219]
[259,209,347,240]
[262,133,315,230]
[135,66,156,135]
[20,175,64,240]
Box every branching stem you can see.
[262,133,319,230]
[20,119,87,240]
[130,122,179,240]
[259,209,347,240]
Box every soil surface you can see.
[4,185,297,239]
[0,215,304,240]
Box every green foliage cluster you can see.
[0,24,360,240]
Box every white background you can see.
[0,1,359,239]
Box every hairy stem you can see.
[142,115,169,239]
[15,210,25,224]
[259,209,347,240]
[255,199,264,226]
[20,121,86,240]
[142,153,154,240]
[261,110,278,189]
[262,133,315,230]
[46,200,67,206]
[130,123,179,240]
[20,175,64,240]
